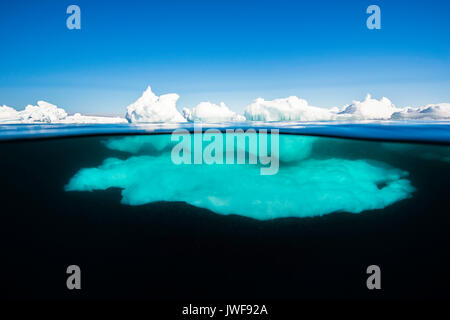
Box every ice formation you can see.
[2,87,449,123]
[243,94,450,121]
[19,101,67,123]
[66,134,414,220]
[0,105,21,123]
[125,86,186,123]
[0,101,127,124]
[244,96,335,121]
[337,94,400,120]
[104,135,178,154]
[61,113,127,124]
[104,133,316,164]
[391,103,450,120]
[183,102,245,122]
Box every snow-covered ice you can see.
[61,113,127,124]
[125,86,186,123]
[244,96,335,121]
[1,85,450,124]
[243,93,450,122]
[0,105,21,123]
[337,94,401,120]
[0,101,127,124]
[391,103,450,120]
[183,102,245,122]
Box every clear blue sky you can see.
[0,0,449,116]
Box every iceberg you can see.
[61,113,127,124]
[0,101,127,124]
[2,86,450,124]
[338,94,401,120]
[244,94,450,122]
[104,133,316,163]
[183,102,245,122]
[66,134,415,220]
[20,101,68,123]
[391,103,450,120]
[125,86,186,123]
[244,96,335,121]
[0,105,21,123]
[104,135,178,154]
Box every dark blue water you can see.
[0,122,449,301]
[1,122,450,144]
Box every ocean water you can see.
[0,122,449,300]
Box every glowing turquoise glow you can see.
[103,133,317,163]
[65,134,415,220]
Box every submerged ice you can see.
[104,133,317,164]
[65,134,415,220]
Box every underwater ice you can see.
[66,135,415,220]
[104,134,317,164]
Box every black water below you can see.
[0,134,449,300]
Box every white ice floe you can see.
[244,94,450,121]
[337,94,401,120]
[0,101,67,123]
[125,86,186,123]
[0,101,127,124]
[2,87,450,124]
[183,102,246,122]
[391,103,450,120]
[244,96,335,121]
[61,113,127,124]
[20,101,68,123]
[0,105,21,123]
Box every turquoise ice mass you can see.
[65,134,415,220]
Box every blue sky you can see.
[0,0,449,116]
